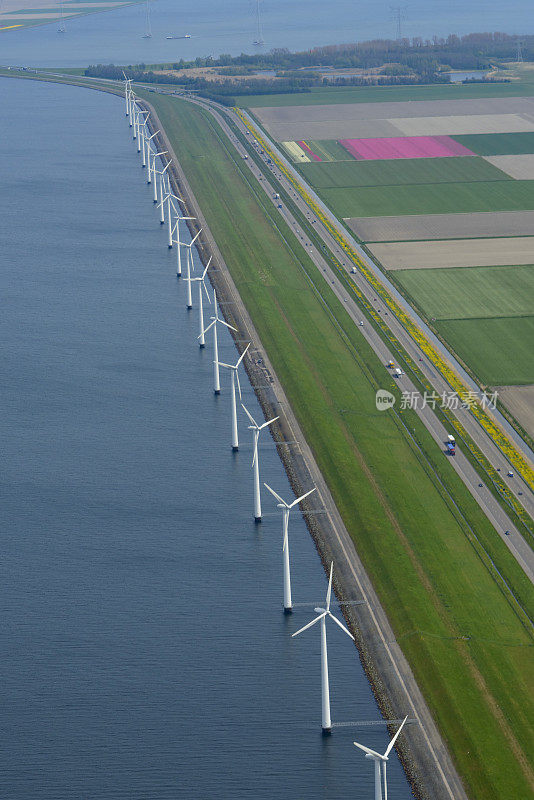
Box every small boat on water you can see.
[166,33,191,39]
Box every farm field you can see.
[298,156,509,188]
[484,154,534,179]
[369,237,534,270]
[239,81,534,108]
[435,316,534,385]
[321,180,534,218]
[142,91,534,800]
[453,131,534,155]
[497,385,534,440]
[347,210,534,242]
[394,265,534,319]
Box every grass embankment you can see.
[143,92,534,799]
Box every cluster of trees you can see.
[87,31,523,100]
[162,32,531,74]
[85,64,312,101]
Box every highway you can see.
[177,92,534,586]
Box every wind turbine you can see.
[183,229,202,309]
[200,290,237,393]
[136,109,149,154]
[171,212,195,277]
[354,716,408,800]
[122,73,132,116]
[188,258,212,345]
[159,189,185,247]
[218,345,250,451]
[292,562,354,733]
[145,131,160,181]
[150,151,168,201]
[153,159,171,209]
[241,404,279,521]
[264,484,316,613]
[142,0,152,38]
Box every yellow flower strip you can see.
[235,108,534,500]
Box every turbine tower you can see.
[241,404,279,521]
[188,258,212,345]
[172,212,196,276]
[353,716,408,800]
[144,131,160,182]
[292,562,354,733]
[159,188,185,246]
[200,290,237,393]
[217,345,250,450]
[264,484,316,612]
[183,229,202,309]
[253,0,263,45]
[142,0,152,38]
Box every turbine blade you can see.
[202,280,211,303]
[218,319,238,332]
[259,415,279,431]
[327,612,354,640]
[190,229,202,245]
[353,741,382,759]
[292,612,325,638]
[241,403,257,428]
[264,484,287,507]
[236,342,250,368]
[326,562,333,611]
[384,716,408,758]
[235,369,242,401]
[217,362,234,370]
[289,487,316,509]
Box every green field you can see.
[394,264,534,320]
[320,179,534,217]
[303,139,351,161]
[142,91,534,800]
[436,316,534,385]
[238,82,534,107]
[299,156,510,188]
[453,131,534,155]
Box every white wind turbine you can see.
[144,131,160,182]
[292,562,354,733]
[264,484,316,613]
[122,74,132,117]
[183,229,202,309]
[241,404,279,521]
[200,290,237,393]
[217,345,250,451]
[128,89,135,127]
[154,160,171,216]
[136,109,150,155]
[158,189,185,246]
[188,258,212,345]
[354,716,408,800]
[150,151,168,202]
[171,212,195,277]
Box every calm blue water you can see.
[0,76,414,798]
[0,0,531,68]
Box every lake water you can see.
[0,0,531,68]
[0,76,414,798]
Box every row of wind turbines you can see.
[122,78,408,800]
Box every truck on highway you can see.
[447,434,456,446]
[446,442,456,456]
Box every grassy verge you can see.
[142,91,534,800]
